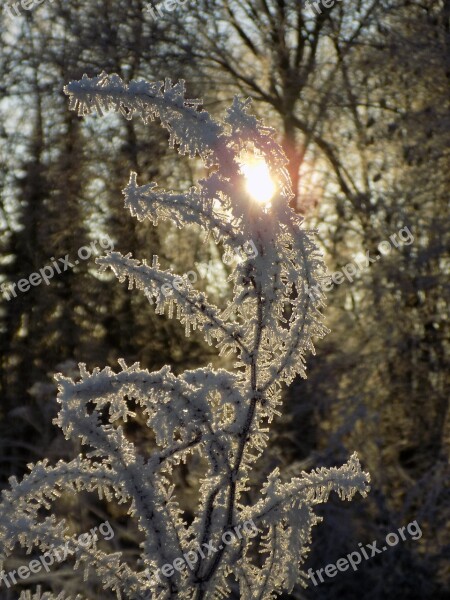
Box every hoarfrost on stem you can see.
[0,72,370,600]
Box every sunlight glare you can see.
[241,159,276,207]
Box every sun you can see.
[240,158,276,207]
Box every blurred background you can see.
[0,1,448,598]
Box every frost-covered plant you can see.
[0,73,370,600]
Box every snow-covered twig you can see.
[0,73,370,600]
